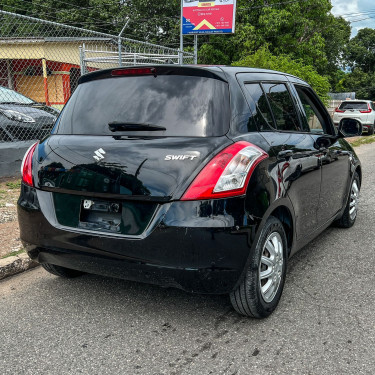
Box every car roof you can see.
[79,64,309,86]
[194,65,307,82]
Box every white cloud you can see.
[331,0,375,36]
[331,0,360,16]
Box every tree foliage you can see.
[0,0,356,99]
[336,28,375,100]
[346,28,375,74]
[234,46,330,103]
[199,0,350,77]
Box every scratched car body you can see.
[18,65,361,318]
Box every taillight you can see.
[360,104,372,113]
[21,142,38,186]
[111,67,156,76]
[335,107,345,113]
[181,141,268,201]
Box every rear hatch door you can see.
[337,101,371,123]
[34,66,231,235]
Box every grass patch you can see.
[1,249,25,259]
[350,135,375,148]
[5,180,21,190]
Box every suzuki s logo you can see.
[93,148,106,162]
[165,155,198,161]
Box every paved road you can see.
[1,144,375,375]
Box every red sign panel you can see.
[182,0,237,35]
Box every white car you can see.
[333,100,375,135]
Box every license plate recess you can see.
[79,199,122,233]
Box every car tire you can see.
[336,172,360,228]
[230,216,287,318]
[368,125,375,136]
[42,263,85,278]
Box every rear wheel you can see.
[336,172,360,228]
[42,263,85,278]
[230,216,287,318]
[367,125,374,135]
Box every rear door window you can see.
[54,75,230,137]
[262,83,300,132]
[243,83,274,131]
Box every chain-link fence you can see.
[0,10,194,143]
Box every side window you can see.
[262,83,300,131]
[295,86,327,134]
[244,83,274,131]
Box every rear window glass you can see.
[339,102,369,110]
[54,75,230,137]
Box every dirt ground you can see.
[0,177,22,258]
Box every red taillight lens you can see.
[360,104,372,113]
[21,142,38,186]
[181,141,268,201]
[111,67,156,76]
[335,107,345,113]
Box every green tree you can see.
[346,28,375,74]
[0,0,352,92]
[233,46,330,103]
[199,0,351,78]
[0,0,181,44]
[337,69,375,100]
[321,15,351,86]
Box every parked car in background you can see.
[0,86,59,142]
[333,100,375,135]
[18,66,362,318]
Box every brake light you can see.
[335,107,345,113]
[360,104,372,113]
[181,141,268,201]
[21,142,38,186]
[111,67,156,76]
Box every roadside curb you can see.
[0,253,39,280]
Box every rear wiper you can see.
[108,122,166,132]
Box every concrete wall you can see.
[0,141,34,178]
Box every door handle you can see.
[277,150,293,159]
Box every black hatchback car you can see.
[18,66,362,318]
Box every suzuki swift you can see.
[18,66,362,318]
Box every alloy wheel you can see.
[259,232,284,303]
[349,180,359,221]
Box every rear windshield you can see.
[339,102,369,110]
[54,75,230,137]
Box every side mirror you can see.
[338,118,362,138]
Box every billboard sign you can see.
[182,0,237,35]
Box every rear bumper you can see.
[18,185,255,294]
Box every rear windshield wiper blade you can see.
[108,122,166,132]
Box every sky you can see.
[331,0,375,36]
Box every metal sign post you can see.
[194,34,198,64]
[179,0,184,64]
